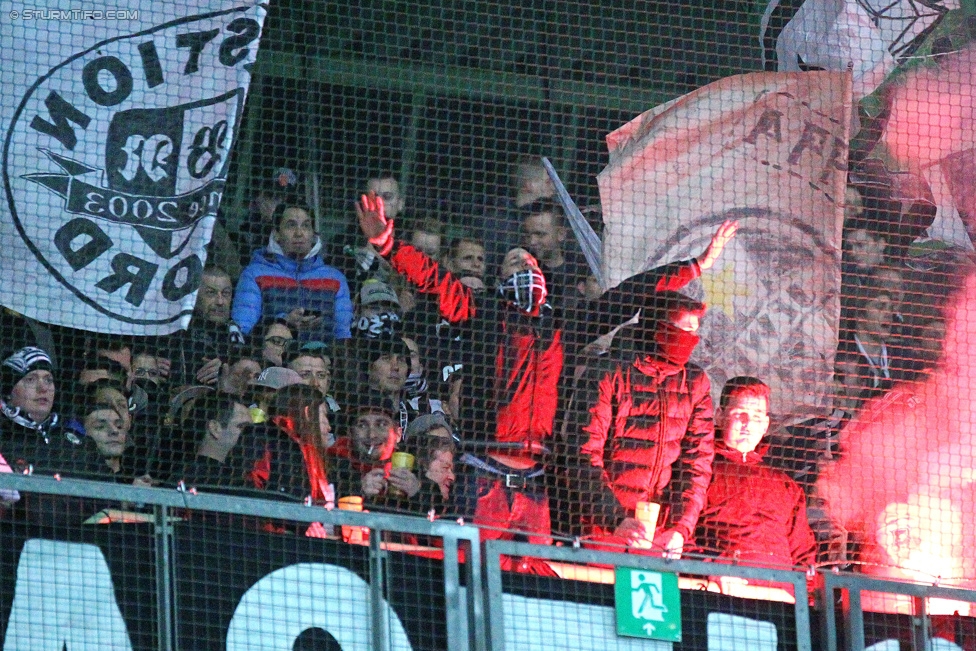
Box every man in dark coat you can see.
[328,401,420,507]
[163,264,245,388]
[175,393,253,489]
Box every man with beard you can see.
[165,265,246,389]
[356,193,562,555]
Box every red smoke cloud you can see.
[818,270,976,596]
[883,45,976,167]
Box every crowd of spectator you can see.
[0,156,967,578]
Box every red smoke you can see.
[818,271,976,592]
[883,45,976,167]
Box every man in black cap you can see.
[340,336,438,437]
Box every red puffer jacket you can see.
[578,354,715,539]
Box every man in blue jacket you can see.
[232,202,353,343]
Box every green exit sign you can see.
[614,567,682,642]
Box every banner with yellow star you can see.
[598,70,851,416]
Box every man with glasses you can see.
[257,320,295,367]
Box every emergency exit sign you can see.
[614,567,682,642]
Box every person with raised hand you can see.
[357,192,563,556]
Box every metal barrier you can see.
[4,474,976,651]
[483,539,813,651]
[820,571,976,651]
[0,474,485,651]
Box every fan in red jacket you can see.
[572,291,715,558]
[356,193,562,549]
[693,376,817,568]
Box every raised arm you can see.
[356,193,474,324]
[697,219,738,271]
[356,191,396,255]
[595,220,738,335]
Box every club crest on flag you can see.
[1,5,265,333]
[598,71,852,416]
[26,92,238,236]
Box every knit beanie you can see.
[1,346,53,398]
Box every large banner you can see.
[760,0,976,252]
[0,2,267,335]
[598,71,850,416]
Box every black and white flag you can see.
[1,2,268,334]
[759,0,957,100]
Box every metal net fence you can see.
[2,0,976,648]
[0,476,482,651]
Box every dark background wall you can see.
[223,0,765,233]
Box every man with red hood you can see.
[571,291,716,558]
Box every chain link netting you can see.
[2,0,976,648]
